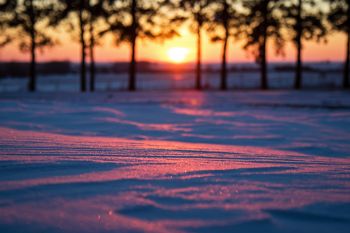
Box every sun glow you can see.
[167,47,189,63]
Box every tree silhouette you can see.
[79,0,87,92]
[179,0,212,90]
[242,0,284,90]
[88,0,95,92]
[10,0,55,92]
[328,0,350,89]
[103,0,181,91]
[51,0,90,92]
[87,0,108,92]
[207,0,242,90]
[129,0,137,91]
[282,0,326,89]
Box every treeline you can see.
[0,61,71,77]
[0,61,342,77]
[0,0,349,92]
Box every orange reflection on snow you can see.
[0,127,350,232]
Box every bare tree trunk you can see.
[221,33,228,91]
[89,6,95,92]
[196,21,202,90]
[260,0,268,90]
[79,0,86,92]
[129,0,137,91]
[28,0,36,92]
[220,0,229,91]
[344,0,350,89]
[295,0,302,89]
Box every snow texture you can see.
[0,90,349,233]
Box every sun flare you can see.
[167,47,189,63]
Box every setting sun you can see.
[167,47,189,63]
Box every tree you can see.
[88,3,96,92]
[10,0,55,92]
[79,0,87,92]
[282,0,327,89]
[207,0,242,90]
[50,0,101,92]
[328,0,350,89]
[242,0,284,90]
[179,0,212,90]
[87,0,109,92]
[51,0,89,92]
[104,0,181,91]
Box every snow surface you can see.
[0,90,349,233]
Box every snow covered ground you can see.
[0,90,349,233]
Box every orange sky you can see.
[0,28,346,63]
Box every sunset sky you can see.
[0,27,346,63]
